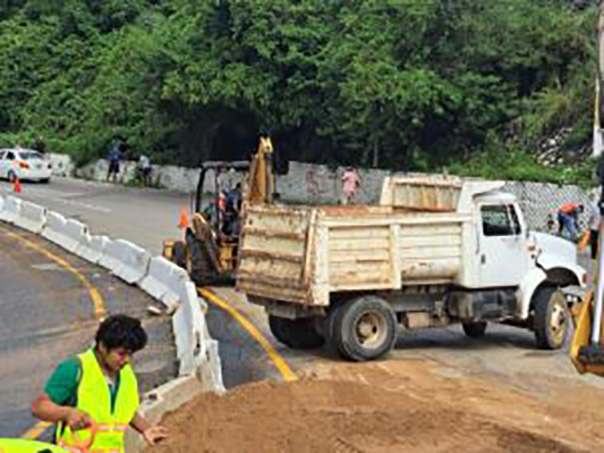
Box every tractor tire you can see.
[172,240,187,269]
[268,315,325,349]
[462,321,488,339]
[534,287,570,350]
[186,232,216,286]
[332,295,397,362]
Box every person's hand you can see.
[65,408,92,431]
[143,425,169,446]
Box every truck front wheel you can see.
[268,316,325,349]
[533,288,570,350]
[332,296,397,362]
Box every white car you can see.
[0,148,52,183]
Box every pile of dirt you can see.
[145,360,603,453]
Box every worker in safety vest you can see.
[557,203,584,242]
[32,315,168,451]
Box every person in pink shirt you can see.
[341,167,360,205]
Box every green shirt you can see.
[44,356,121,412]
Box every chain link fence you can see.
[278,162,595,233]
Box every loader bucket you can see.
[570,290,604,376]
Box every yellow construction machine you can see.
[569,1,604,377]
[164,136,276,285]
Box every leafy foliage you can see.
[0,0,597,182]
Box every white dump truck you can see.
[236,176,586,361]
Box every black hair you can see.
[95,314,147,353]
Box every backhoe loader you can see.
[164,136,276,285]
[569,1,604,377]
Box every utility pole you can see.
[594,1,604,157]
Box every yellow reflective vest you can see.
[0,439,68,452]
[57,349,139,453]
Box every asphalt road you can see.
[3,176,604,408]
[0,223,177,439]
[0,178,306,389]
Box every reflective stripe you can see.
[60,446,120,453]
[96,423,128,432]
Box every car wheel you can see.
[7,170,17,183]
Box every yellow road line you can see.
[198,288,297,383]
[1,228,107,320]
[20,422,53,440]
[0,226,108,439]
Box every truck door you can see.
[479,203,529,287]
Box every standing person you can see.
[32,314,168,451]
[557,203,584,242]
[341,167,360,205]
[106,140,122,182]
[138,154,152,187]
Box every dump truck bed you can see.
[237,203,469,307]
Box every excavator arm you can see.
[245,136,275,205]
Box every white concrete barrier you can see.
[0,196,21,224]
[61,219,88,253]
[139,257,189,311]
[99,239,151,284]
[0,194,5,216]
[41,211,68,246]
[75,234,109,264]
[173,281,210,376]
[13,201,47,233]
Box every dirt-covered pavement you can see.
[145,357,604,453]
[141,252,604,453]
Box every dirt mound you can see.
[145,360,594,453]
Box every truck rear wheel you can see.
[268,315,325,349]
[332,295,397,362]
[533,287,570,350]
[462,321,487,338]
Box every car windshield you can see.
[18,151,43,160]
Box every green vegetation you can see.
[0,0,597,184]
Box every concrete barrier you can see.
[61,219,88,253]
[99,239,151,284]
[41,211,68,246]
[172,282,216,377]
[0,194,5,216]
[139,256,189,311]
[13,201,47,233]
[0,196,21,224]
[124,376,204,452]
[75,234,109,264]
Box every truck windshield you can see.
[481,205,521,236]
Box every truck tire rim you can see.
[549,303,567,343]
[355,312,387,350]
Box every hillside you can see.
[0,1,597,183]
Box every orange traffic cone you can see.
[178,206,190,229]
[13,177,21,194]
